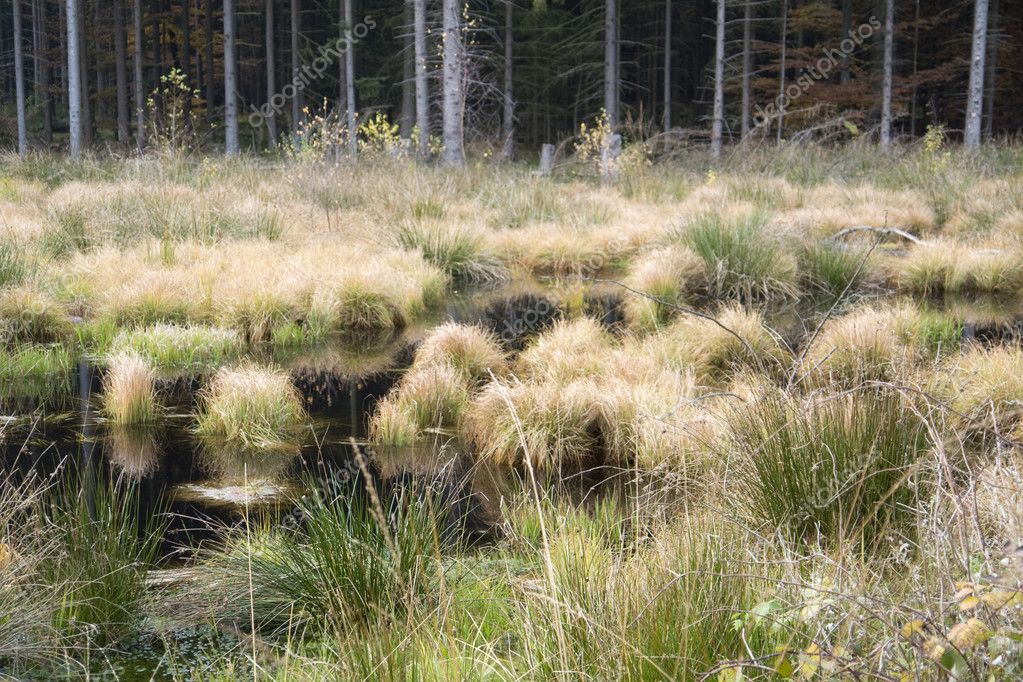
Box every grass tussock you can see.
[109,323,246,376]
[195,364,306,449]
[515,316,612,383]
[0,344,74,406]
[0,286,73,345]
[370,363,472,445]
[622,245,705,330]
[897,242,1023,296]
[396,220,508,284]
[936,346,1023,437]
[412,322,507,383]
[731,387,931,547]
[102,353,160,425]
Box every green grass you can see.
[0,344,74,406]
[677,212,799,302]
[0,288,73,345]
[195,364,306,450]
[37,472,164,645]
[329,281,406,334]
[799,241,870,299]
[396,220,508,284]
[731,388,931,548]
[41,205,91,258]
[0,241,27,288]
[108,323,246,377]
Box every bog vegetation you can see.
[1,143,1023,679]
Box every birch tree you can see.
[880,0,894,151]
[66,0,81,159]
[710,0,724,158]
[440,0,464,167]
[413,0,429,158]
[14,0,28,157]
[224,0,240,155]
[501,0,514,158]
[964,0,989,149]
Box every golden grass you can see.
[936,346,1023,434]
[195,364,307,449]
[515,317,612,383]
[622,245,705,330]
[897,242,1023,296]
[412,322,507,383]
[102,353,160,425]
[369,363,472,446]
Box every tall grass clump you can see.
[396,220,508,284]
[0,287,73,345]
[370,363,472,445]
[622,245,705,330]
[731,388,931,547]
[109,323,245,376]
[320,280,407,335]
[102,353,160,425]
[413,322,507,383]
[185,476,448,635]
[0,344,74,406]
[937,346,1023,438]
[41,205,90,258]
[37,473,164,645]
[0,241,27,288]
[798,241,871,299]
[195,364,306,449]
[677,211,799,301]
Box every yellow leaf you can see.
[948,618,992,650]
[959,595,981,611]
[981,590,1021,608]
[901,620,925,638]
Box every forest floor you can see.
[2,144,1023,679]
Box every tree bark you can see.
[265,0,277,145]
[711,0,725,158]
[182,0,191,123]
[14,0,28,157]
[66,0,81,158]
[741,0,751,139]
[413,0,429,158]
[290,0,302,129]
[205,0,214,121]
[440,0,464,166]
[983,0,998,140]
[77,0,91,147]
[223,0,239,155]
[662,0,670,131]
[114,0,130,143]
[880,0,894,150]
[501,0,514,159]
[964,0,988,149]
[133,0,145,149]
[603,0,618,128]
[343,0,356,156]
[777,0,787,142]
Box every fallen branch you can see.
[829,225,927,245]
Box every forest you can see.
[3,1,1023,681]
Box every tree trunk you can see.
[777,0,787,142]
[413,0,428,158]
[290,0,302,129]
[840,0,851,84]
[440,0,464,167]
[741,0,751,139]
[711,0,724,158]
[983,0,998,140]
[880,0,894,150]
[501,0,514,159]
[114,0,129,143]
[399,0,414,139]
[662,0,670,131]
[77,0,91,147]
[66,0,81,158]
[40,0,53,145]
[31,0,41,104]
[343,0,356,156]
[133,0,145,149]
[205,0,214,121]
[223,0,239,155]
[14,0,28,157]
[265,0,277,145]
[603,0,618,128]
[182,0,191,122]
[964,0,988,149]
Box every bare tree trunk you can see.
[440,0,464,167]
[399,0,414,139]
[983,0,998,140]
[290,0,302,129]
[662,0,670,131]
[741,0,751,139]
[964,0,988,149]
[66,0,81,158]
[711,0,724,158]
[77,0,91,147]
[501,0,514,159]
[880,0,894,150]
[265,0,277,145]
[343,0,356,156]
[205,0,214,122]
[413,0,428,158]
[114,0,129,143]
[603,0,618,128]
[133,0,145,149]
[14,0,28,157]
[31,0,41,104]
[182,0,191,123]
[223,0,239,155]
[840,0,851,83]
[40,0,53,145]
[59,1,67,101]
[777,0,787,142]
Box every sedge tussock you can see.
[102,353,160,425]
[195,364,306,449]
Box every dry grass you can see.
[622,245,705,330]
[412,322,507,383]
[102,353,160,425]
[516,317,612,383]
[195,364,307,449]
[936,346,1023,436]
